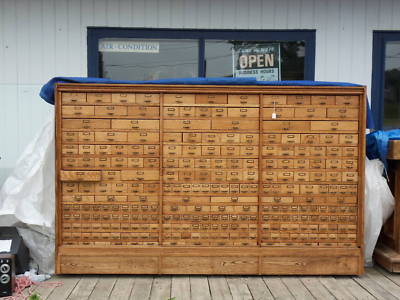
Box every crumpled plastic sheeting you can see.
[0,115,55,274]
[364,157,395,266]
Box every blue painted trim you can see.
[372,30,400,130]
[87,27,316,80]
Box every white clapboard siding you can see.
[1,0,400,184]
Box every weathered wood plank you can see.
[262,277,294,300]
[245,276,274,300]
[353,274,397,300]
[35,276,65,300]
[171,276,190,300]
[88,276,116,300]
[67,276,99,300]
[365,268,400,298]
[190,276,211,300]
[149,276,171,300]
[47,276,81,300]
[226,277,253,300]
[109,277,134,300]
[208,276,233,300]
[376,265,400,286]
[319,277,357,300]
[280,277,314,300]
[130,276,153,300]
[299,277,335,300]
[334,277,376,300]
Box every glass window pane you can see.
[205,40,305,80]
[99,39,198,80]
[384,41,400,129]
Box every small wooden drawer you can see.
[212,107,228,118]
[213,119,258,130]
[180,107,195,117]
[202,146,220,156]
[343,159,357,169]
[263,121,310,132]
[164,158,179,168]
[196,94,227,104]
[300,134,318,145]
[128,132,159,143]
[102,171,121,181]
[263,95,287,106]
[221,146,240,156]
[164,132,182,143]
[164,94,195,104]
[326,172,341,182]
[183,133,201,143]
[196,107,212,118]
[220,133,240,143]
[62,93,86,104]
[228,94,259,105]
[128,106,159,118]
[240,146,258,156]
[62,105,94,117]
[111,145,127,155]
[143,145,159,156]
[121,170,159,181]
[180,158,195,168]
[127,158,143,168]
[62,132,79,142]
[135,93,160,105]
[211,171,227,182]
[326,159,341,169]
[311,95,335,105]
[277,171,294,182]
[287,95,311,105]
[78,132,95,142]
[243,171,258,181]
[342,172,358,183]
[197,158,212,169]
[277,159,293,169]
[164,171,180,182]
[163,145,182,156]
[243,159,257,169]
[263,134,281,144]
[79,145,95,155]
[327,108,358,119]
[183,145,202,156]
[63,119,111,129]
[310,121,358,132]
[294,172,309,182]
[262,146,278,156]
[112,120,159,130]
[95,105,127,116]
[319,134,339,145]
[95,145,112,155]
[340,134,358,145]
[240,134,259,144]
[226,171,242,182]
[263,171,277,182]
[294,107,326,118]
[343,147,358,157]
[111,93,135,104]
[294,146,309,156]
[263,108,294,119]
[110,157,127,168]
[202,133,220,144]
[62,145,79,154]
[309,172,325,182]
[281,134,300,144]
[336,95,359,106]
[60,171,101,181]
[87,93,112,104]
[228,108,259,118]
[309,146,326,157]
[164,120,211,130]
[95,132,127,142]
[196,171,212,181]
[294,159,309,169]
[309,159,325,169]
[76,157,95,168]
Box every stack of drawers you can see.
[56,84,366,275]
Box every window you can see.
[88,28,315,81]
[372,31,400,129]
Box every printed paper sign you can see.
[99,40,160,53]
[233,43,281,81]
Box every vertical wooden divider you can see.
[159,93,164,248]
[258,93,263,250]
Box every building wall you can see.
[0,0,399,184]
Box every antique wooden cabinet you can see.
[55,83,366,275]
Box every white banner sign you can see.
[99,40,160,53]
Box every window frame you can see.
[372,31,400,130]
[87,27,316,80]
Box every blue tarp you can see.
[366,129,400,168]
[39,76,375,128]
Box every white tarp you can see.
[0,116,55,273]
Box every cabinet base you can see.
[57,246,363,275]
[374,243,400,272]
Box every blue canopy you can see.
[39,76,374,128]
[366,129,400,168]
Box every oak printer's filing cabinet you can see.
[55,83,366,275]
